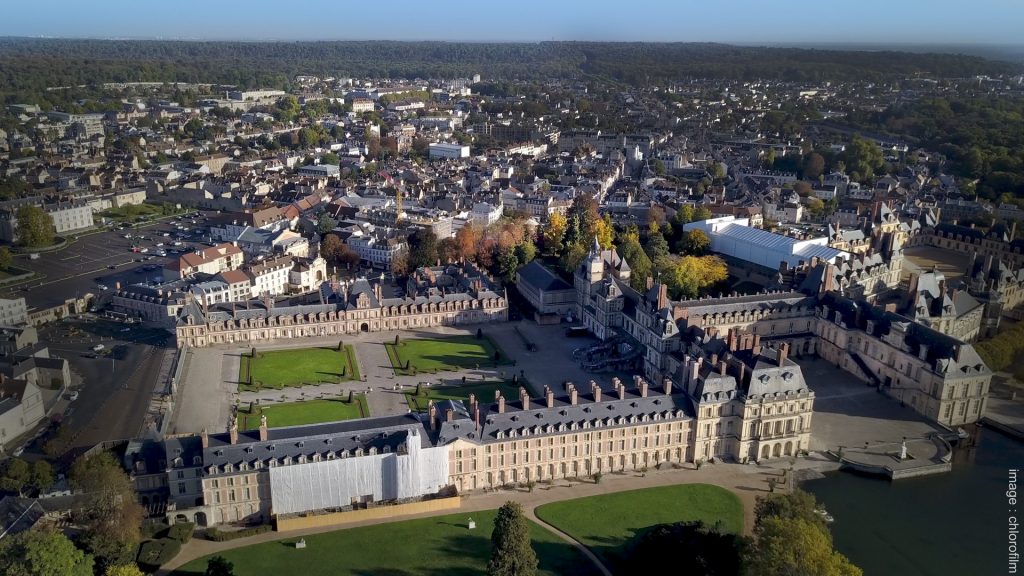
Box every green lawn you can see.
[238,346,360,391]
[172,509,600,576]
[404,381,522,412]
[238,397,368,430]
[386,335,510,375]
[535,484,744,568]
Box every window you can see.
[178,482,186,495]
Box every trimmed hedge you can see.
[137,538,181,570]
[205,524,271,542]
[167,522,195,543]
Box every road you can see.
[35,317,173,450]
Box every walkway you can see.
[524,506,613,576]
[158,459,797,575]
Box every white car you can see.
[92,344,105,352]
[96,284,108,291]
[66,391,80,401]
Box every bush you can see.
[166,522,195,543]
[136,538,181,570]
[205,524,271,542]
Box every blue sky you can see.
[2,0,1023,45]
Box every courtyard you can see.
[903,245,972,282]
[237,345,361,390]
[237,397,369,430]
[170,508,600,576]
[386,334,510,375]
[800,356,947,453]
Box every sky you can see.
[2,0,1023,45]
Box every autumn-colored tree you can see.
[438,237,460,264]
[541,212,567,256]
[455,224,481,262]
[682,229,711,256]
[594,213,615,250]
[656,255,728,299]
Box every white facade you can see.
[0,298,28,327]
[269,432,448,516]
[684,216,846,269]
[428,143,470,159]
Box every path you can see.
[159,459,800,575]
[524,506,613,576]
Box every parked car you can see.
[65,391,79,401]
[92,344,105,352]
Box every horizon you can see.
[4,0,1024,46]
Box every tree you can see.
[748,517,861,576]
[541,212,567,256]
[320,235,345,263]
[408,228,439,270]
[0,458,30,495]
[497,246,520,281]
[0,528,93,576]
[652,159,666,176]
[643,229,670,261]
[316,213,337,235]
[30,459,54,493]
[105,565,145,576]
[682,229,710,256]
[513,242,536,267]
[657,255,728,299]
[438,237,460,264]
[487,501,538,576]
[455,224,481,262]
[794,181,813,197]
[843,135,885,182]
[616,229,653,292]
[693,206,712,222]
[626,521,741,575]
[70,452,145,572]
[16,205,56,248]
[205,556,235,576]
[803,152,826,180]
[594,213,615,250]
[0,246,11,271]
[390,250,410,277]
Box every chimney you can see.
[640,379,649,398]
[473,404,481,431]
[200,428,209,449]
[545,385,555,408]
[918,343,929,361]
[568,383,578,405]
[778,343,789,366]
[428,401,438,431]
[519,387,530,410]
[719,360,727,375]
[497,394,506,414]
[591,381,602,402]
[663,378,673,395]
[710,353,719,367]
[445,408,455,423]
[737,362,747,385]
[617,381,626,400]
[258,414,268,442]
[229,416,238,445]
[752,334,762,356]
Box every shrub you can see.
[205,524,271,542]
[166,522,195,543]
[136,538,181,570]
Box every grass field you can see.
[386,335,510,375]
[404,381,522,412]
[535,484,743,568]
[172,509,600,576]
[238,346,360,391]
[238,397,368,430]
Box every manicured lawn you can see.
[535,483,744,568]
[172,509,600,576]
[386,335,510,375]
[238,397,368,430]
[404,381,522,412]
[238,346,360,391]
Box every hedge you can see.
[205,524,271,542]
[166,522,195,543]
[137,538,181,570]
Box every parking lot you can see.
[0,211,218,310]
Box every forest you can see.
[844,96,1024,199]
[0,38,1018,103]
